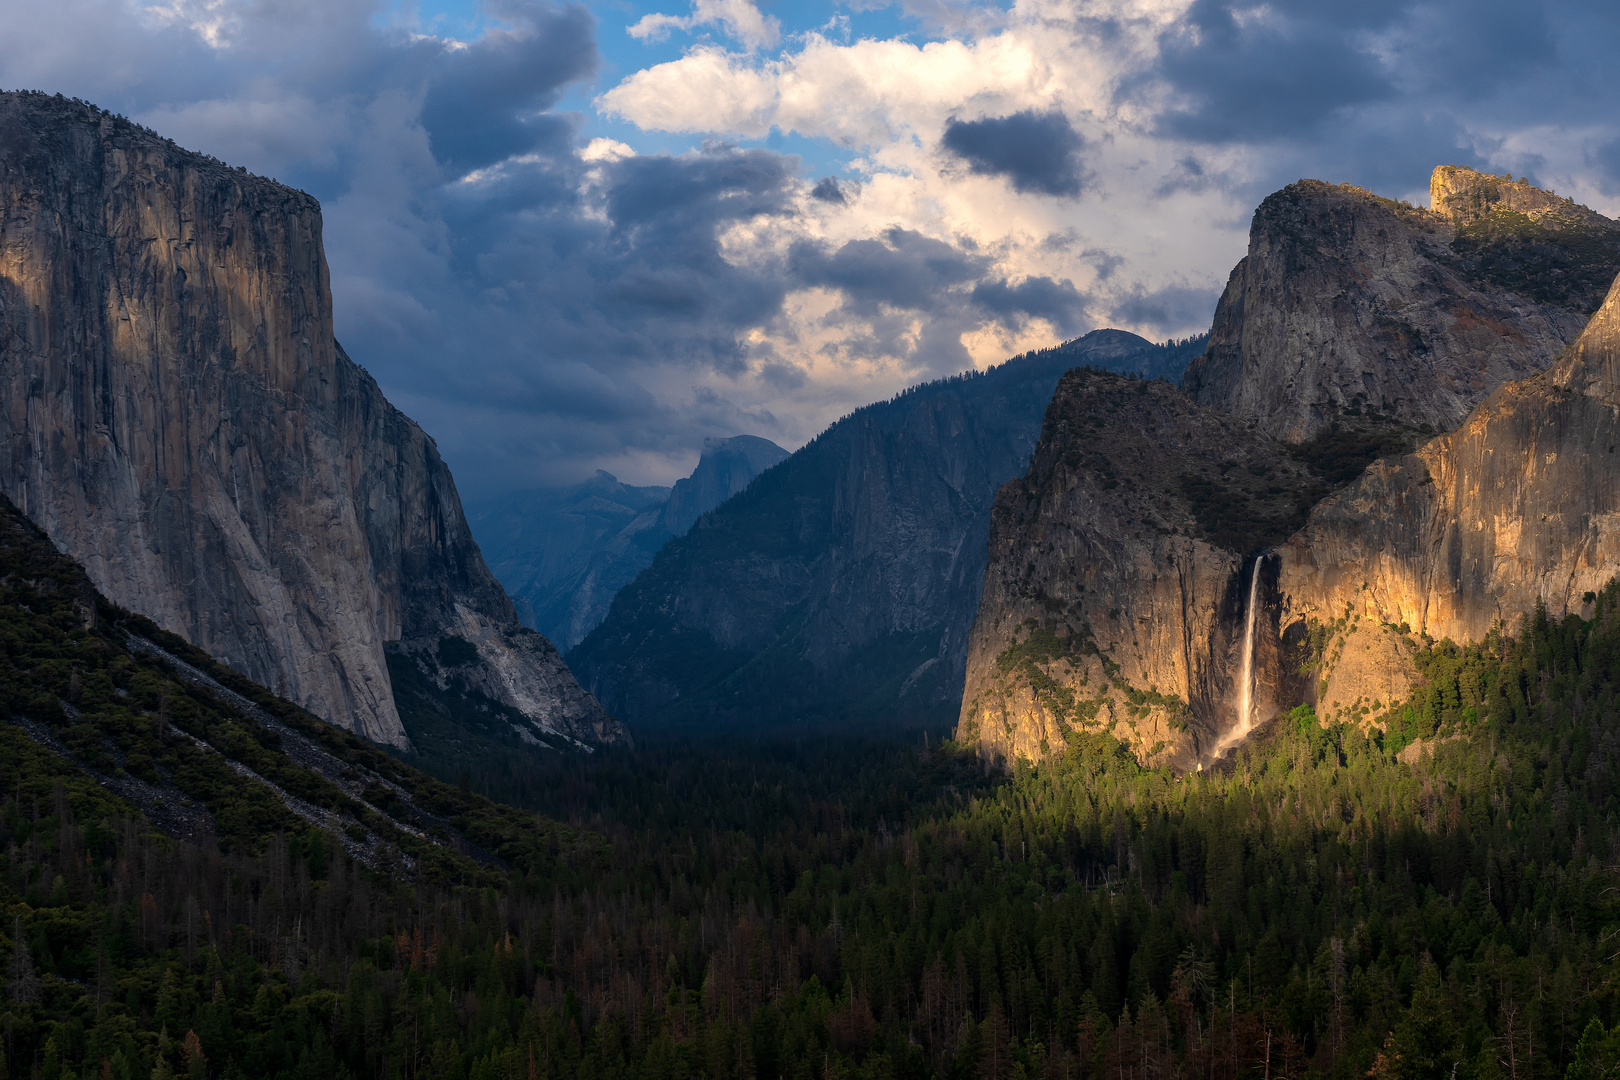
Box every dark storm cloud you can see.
[790,227,987,314]
[1150,0,1576,148]
[810,177,848,203]
[1154,0,1395,144]
[420,2,596,174]
[389,143,800,397]
[941,109,1086,197]
[1112,284,1221,337]
[1592,139,1620,196]
[971,276,1089,336]
[13,0,1620,494]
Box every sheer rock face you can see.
[472,434,787,652]
[954,371,1320,767]
[1181,177,1598,442]
[1277,270,1620,671]
[0,91,623,749]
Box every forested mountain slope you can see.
[0,492,593,878]
[9,489,1620,1079]
[569,330,1207,731]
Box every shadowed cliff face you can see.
[954,370,1321,766]
[959,272,1620,764]
[1181,174,1615,444]
[1275,270,1620,715]
[0,91,623,750]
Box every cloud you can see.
[628,0,779,51]
[420,2,597,174]
[942,109,1086,197]
[1111,282,1221,336]
[1153,1,1395,144]
[971,276,1089,336]
[8,0,1620,496]
[790,227,986,314]
[810,176,849,203]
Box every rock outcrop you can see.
[1274,269,1620,719]
[1430,166,1613,231]
[571,331,1209,730]
[0,91,623,750]
[471,434,787,651]
[1181,170,1619,444]
[954,370,1322,766]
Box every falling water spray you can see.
[1215,554,1267,758]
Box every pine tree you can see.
[6,916,39,1004]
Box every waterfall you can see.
[1237,555,1263,734]
[1215,554,1267,757]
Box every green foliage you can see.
[1288,417,1427,488]
[1449,208,1620,315]
[20,493,1620,1077]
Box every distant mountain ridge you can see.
[471,434,789,651]
[569,330,1208,731]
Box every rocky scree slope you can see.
[471,435,787,652]
[0,91,623,751]
[570,331,1207,731]
[0,492,595,878]
[954,369,1324,767]
[1274,267,1620,725]
[1181,167,1618,448]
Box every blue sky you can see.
[3,0,1619,493]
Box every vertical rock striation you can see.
[0,91,623,749]
[1276,269,1620,708]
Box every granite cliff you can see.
[571,331,1208,730]
[960,169,1620,766]
[962,254,1620,766]
[1273,268,1620,724]
[1181,167,1619,445]
[0,91,623,750]
[954,369,1323,766]
[471,434,787,651]
[661,435,789,536]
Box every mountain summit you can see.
[1181,168,1620,446]
[570,330,1207,731]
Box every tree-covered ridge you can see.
[9,512,1620,1078]
[0,493,596,882]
